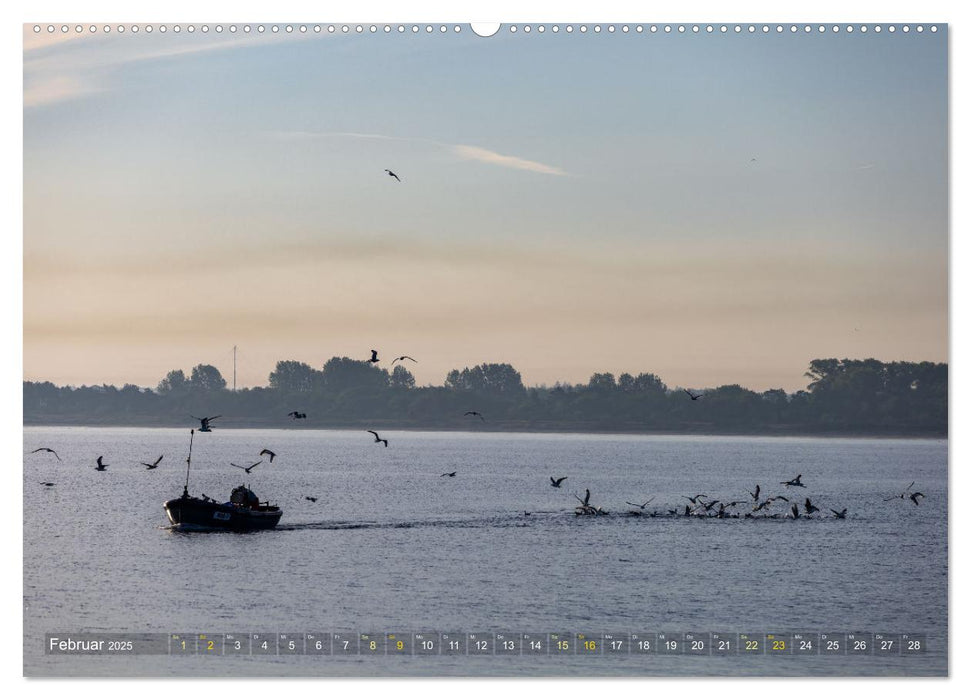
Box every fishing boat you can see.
[163,430,283,531]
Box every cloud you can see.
[451,144,568,176]
[267,130,568,176]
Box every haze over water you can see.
[23,427,946,676]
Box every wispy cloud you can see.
[268,130,568,176]
[451,144,567,176]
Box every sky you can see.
[22,22,948,392]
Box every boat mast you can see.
[183,429,195,497]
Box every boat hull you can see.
[163,496,282,531]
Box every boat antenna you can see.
[183,429,195,497]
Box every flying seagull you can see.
[191,415,221,431]
[259,449,277,462]
[31,447,61,461]
[141,455,164,470]
[781,474,806,488]
[95,456,108,471]
[910,492,925,505]
[230,461,262,474]
[625,498,655,510]
[367,430,388,447]
[391,355,417,365]
[830,508,847,519]
[464,411,485,421]
[287,411,307,420]
[441,471,457,477]
[884,481,918,502]
[550,476,568,488]
[385,169,401,182]
[684,494,708,505]
[748,484,761,501]
[367,349,380,364]
[305,496,318,503]
[804,498,820,515]
[684,389,704,401]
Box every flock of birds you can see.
[538,472,925,520]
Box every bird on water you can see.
[441,471,457,477]
[288,411,307,420]
[781,474,805,488]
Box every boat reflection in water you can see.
[163,429,283,531]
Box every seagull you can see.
[230,461,262,474]
[804,498,820,515]
[464,411,485,421]
[625,498,655,510]
[748,484,761,501]
[683,389,704,401]
[385,169,401,182]
[287,411,307,420]
[574,489,592,507]
[830,508,847,519]
[95,456,108,471]
[259,449,276,462]
[441,471,457,477]
[367,349,380,364]
[781,474,806,488]
[367,430,388,447]
[884,481,918,502]
[910,492,925,505]
[684,494,708,505]
[305,496,318,503]
[31,447,61,461]
[790,503,800,519]
[391,356,417,365]
[141,455,163,470]
[550,476,568,488]
[39,482,55,487]
[191,415,221,431]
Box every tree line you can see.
[22,357,947,436]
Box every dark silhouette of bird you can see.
[748,484,761,501]
[700,499,721,513]
[31,447,61,461]
[625,498,655,510]
[441,471,457,477]
[191,415,220,431]
[141,455,163,470]
[95,456,108,471]
[830,508,847,519]
[391,355,416,365]
[574,489,592,507]
[910,492,925,505]
[464,411,485,421]
[287,411,307,420]
[524,511,531,516]
[367,349,380,364]
[367,430,388,447]
[790,503,800,519]
[683,504,692,516]
[550,476,568,488]
[230,461,262,474]
[781,474,805,488]
[39,482,55,487]
[385,169,401,182]
[259,449,276,462]
[804,498,820,515]
[684,494,708,505]
[684,389,704,401]
[305,496,318,503]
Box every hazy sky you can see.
[23,24,948,392]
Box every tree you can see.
[444,363,525,395]
[321,356,389,393]
[587,372,617,392]
[157,369,187,394]
[269,360,320,393]
[189,364,227,392]
[390,364,416,389]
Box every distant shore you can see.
[21,418,946,439]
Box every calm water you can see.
[23,427,947,676]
